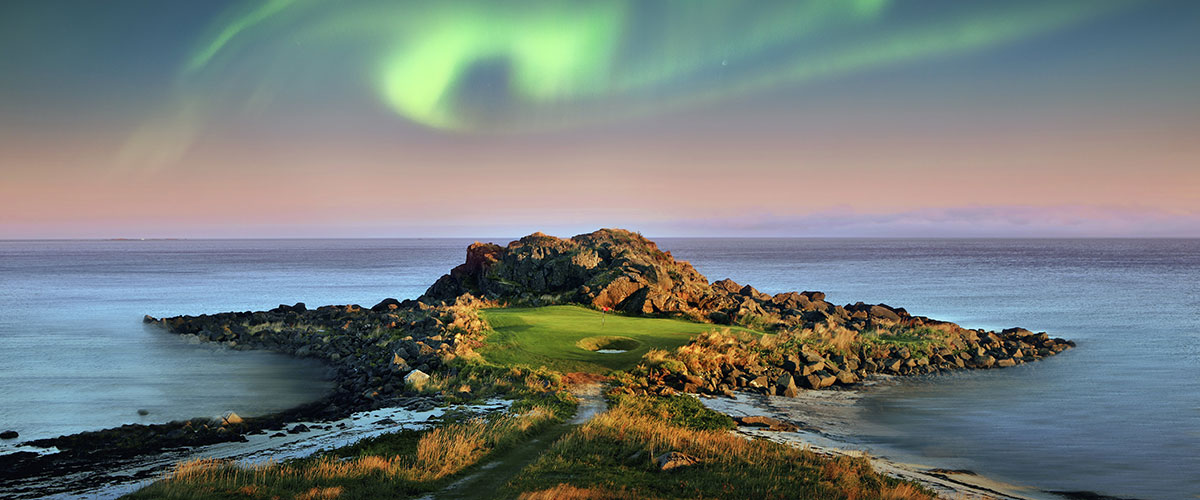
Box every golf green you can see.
[478,305,760,373]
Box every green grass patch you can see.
[861,326,948,358]
[479,305,760,373]
[609,394,734,431]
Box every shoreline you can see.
[702,390,1047,499]
[3,399,510,500]
[1,295,483,497]
[700,389,1134,500]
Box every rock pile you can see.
[145,296,484,413]
[645,329,1075,398]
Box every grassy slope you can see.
[123,396,570,500]
[479,306,760,373]
[505,395,935,500]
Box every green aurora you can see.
[179,0,1130,132]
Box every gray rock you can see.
[776,373,799,397]
[656,451,699,471]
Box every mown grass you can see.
[124,396,569,500]
[504,394,937,500]
[479,306,761,373]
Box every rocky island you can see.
[2,229,1076,499]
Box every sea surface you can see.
[0,239,472,447]
[1,238,1197,499]
[665,238,1200,500]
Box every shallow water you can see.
[663,238,1200,500]
[0,239,472,447]
[17,399,510,500]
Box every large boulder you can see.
[735,415,799,432]
[405,369,430,389]
[775,374,799,398]
[221,412,244,425]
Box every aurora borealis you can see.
[1,0,1199,237]
[182,0,1124,131]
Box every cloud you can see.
[656,205,1200,237]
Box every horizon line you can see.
[4,235,1200,242]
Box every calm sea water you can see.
[1,238,1196,498]
[0,239,472,448]
[665,238,1200,500]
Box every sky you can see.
[1,0,1198,238]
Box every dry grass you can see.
[518,484,639,500]
[129,406,559,499]
[810,321,860,354]
[509,396,937,500]
[294,486,343,500]
[638,329,762,376]
[577,404,782,466]
[880,482,932,500]
[424,362,569,405]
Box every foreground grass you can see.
[124,393,571,500]
[479,306,761,373]
[505,394,936,500]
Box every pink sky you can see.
[2,1,1198,238]
[3,112,1198,238]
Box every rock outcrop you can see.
[422,230,1071,341]
[423,229,958,336]
[423,229,714,319]
[424,229,1075,398]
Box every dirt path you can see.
[421,383,606,500]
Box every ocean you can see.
[1,238,1196,499]
[665,238,1200,500]
[0,239,472,446]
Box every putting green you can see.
[478,305,760,373]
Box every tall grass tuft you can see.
[517,483,637,499]
[507,395,938,499]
